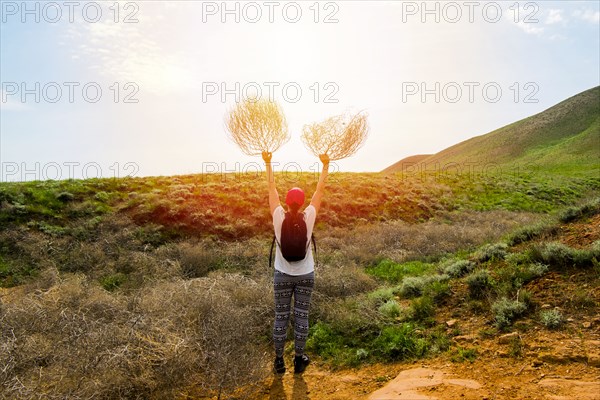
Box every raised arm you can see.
[310,154,330,215]
[263,151,281,215]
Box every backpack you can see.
[269,211,317,267]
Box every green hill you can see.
[381,154,432,174]
[384,86,600,176]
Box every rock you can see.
[453,335,477,343]
[368,368,482,400]
[587,351,600,368]
[498,332,519,344]
[539,352,569,364]
[538,348,586,365]
[446,319,457,328]
[582,322,592,329]
[495,349,510,358]
[566,318,575,322]
[541,304,552,309]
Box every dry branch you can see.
[301,111,369,161]
[224,98,290,156]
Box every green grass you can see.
[366,260,435,283]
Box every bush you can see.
[540,309,563,329]
[506,222,556,246]
[450,347,477,363]
[466,270,493,299]
[372,324,428,360]
[559,198,600,223]
[410,296,435,322]
[474,243,508,263]
[492,298,528,329]
[398,276,428,298]
[441,259,475,278]
[533,242,600,269]
[99,272,127,291]
[378,299,402,319]
[56,191,75,202]
[316,264,377,299]
[367,286,396,305]
[424,280,451,304]
[397,274,449,299]
[178,242,220,278]
[496,262,549,293]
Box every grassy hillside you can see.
[381,154,433,174]
[384,86,600,176]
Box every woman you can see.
[262,151,329,374]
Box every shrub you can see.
[427,326,451,354]
[568,289,598,310]
[508,335,523,358]
[496,262,549,293]
[492,298,528,329]
[315,264,377,299]
[372,324,428,360]
[441,259,475,278]
[466,269,493,299]
[540,309,563,329]
[410,296,435,323]
[56,191,75,202]
[94,191,110,202]
[474,243,508,263]
[534,242,599,269]
[378,299,402,319]
[450,347,477,363]
[367,286,396,305]
[559,198,600,223]
[99,272,127,291]
[398,276,427,298]
[506,222,556,246]
[424,280,451,304]
[527,262,549,278]
[178,242,219,278]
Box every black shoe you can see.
[274,356,285,374]
[294,354,310,374]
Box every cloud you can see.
[60,4,196,95]
[512,20,545,36]
[545,9,564,25]
[573,9,600,24]
[0,90,29,111]
[504,7,545,36]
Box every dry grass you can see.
[0,272,272,400]
[318,210,540,266]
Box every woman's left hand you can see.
[262,151,273,163]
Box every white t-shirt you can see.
[272,204,316,275]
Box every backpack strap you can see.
[311,234,317,270]
[269,235,276,269]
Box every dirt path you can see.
[256,356,600,400]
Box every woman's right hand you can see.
[319,153,330,165]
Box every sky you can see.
[1,0,599,181]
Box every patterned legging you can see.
[273,269,315,357]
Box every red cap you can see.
[285,187,305,206]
